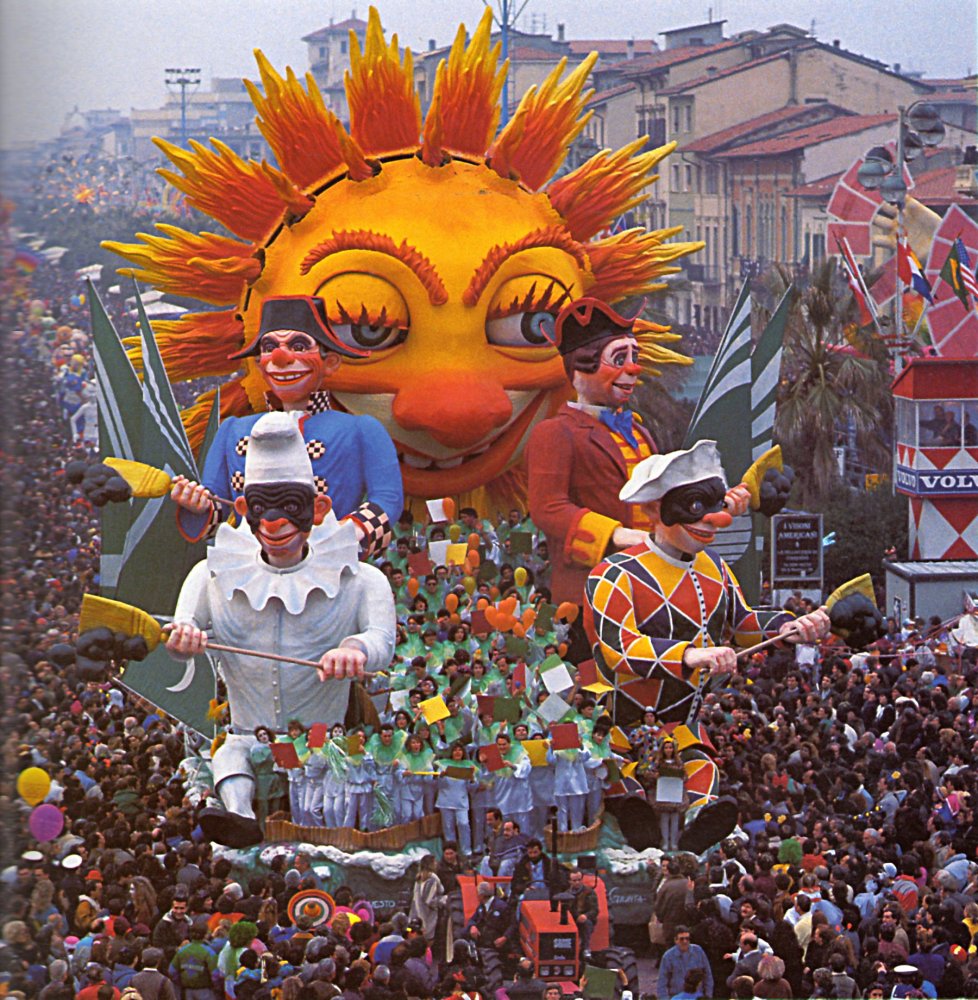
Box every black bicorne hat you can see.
[554,297,641,356]
[229,295,367,361]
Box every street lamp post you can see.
[856,101,946,352]
[164,68,201,148]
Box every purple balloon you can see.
[29,803,64,842]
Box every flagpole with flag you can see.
[836,236,886,340]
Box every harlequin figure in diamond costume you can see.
[165,412,396,848]
[171,296,403,560]
[584,441,830,852]
[527,299,752,660]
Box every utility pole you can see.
[487,0,530,126]
[164,68,201,148]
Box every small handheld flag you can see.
[896,231,934,303]
[837,237,877,327]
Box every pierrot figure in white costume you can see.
[165,411,396,847]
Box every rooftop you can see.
[302,17,368,43]
[585,82,637,107]
[683,103,848,154]
[909,164,978,207]
[714,113,897,158]
[660,47,803,95]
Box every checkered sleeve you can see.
[724,560,793,647]
[585,554,692,681]
[344,501,392,561]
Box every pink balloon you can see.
[29,804,64,842]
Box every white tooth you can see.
[434,456,464,469]
[402,452,432,469]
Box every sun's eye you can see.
[317,272,409,353]
[485,274,570,348]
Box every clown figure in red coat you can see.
[527,298,750,659]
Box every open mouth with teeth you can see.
[265,369,313,385]
[330,391,551,494]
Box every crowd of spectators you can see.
[2,256,978,1000]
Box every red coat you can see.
[527,404,656,605]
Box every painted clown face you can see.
[573,336,642,409]
[245,158,581,497]
[650,478,733,556]
[257,329,338,407]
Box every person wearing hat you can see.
[166,412,396,846]
[527,299,751,654]
[584,440,830,853]
[170,295,402,560]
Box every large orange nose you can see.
[392,370,513,449]
[704,509,733,529]
[623,361,642,375]
[260,515,291,532]
[268,346,294,366]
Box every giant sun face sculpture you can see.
[107,8,698,507]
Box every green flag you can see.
[90,284,216,732]
[939,239,972,310]
[683,282,753,573]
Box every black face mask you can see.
[243,483,316,533]
[659,477,726,526]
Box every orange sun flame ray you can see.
[153,137,307,243]
[346,7,421,156]
[547,139,677,241]
[102,225,255,306]
[422,9,506,160]
[122,310,245,382]
[245,51,366,190]
[587,229,703,303]
[488,52,598,190]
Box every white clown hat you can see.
[244,412,315,489]
[619,439,726,505]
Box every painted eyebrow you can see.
[300,229,448,306]
[463,225,588,307]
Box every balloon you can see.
[445,593,458,613]
[489,586,500,600]
[500,596,518,616]
[467,550,481,569]
[467,533,481,550]
[555,601,580,624]
[407,576,420,597]
[449,613,461,624]
[29,804,64,842]
[512,623,526,638]
[476,597,489,610]
[484,607,500,629]
[17,767,51,806]
[522,608,536,628]
[441,498,456,522]
[558,643,569,658]
[514,567,527,587]
[463,576,477,595]
[448,524,461,543]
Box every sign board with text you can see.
[771,512,823,590]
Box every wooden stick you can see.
[736,605,829,660]
[160,625,321,670]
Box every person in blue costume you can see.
[171,295,403,560]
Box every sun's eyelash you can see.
[329,300,407,329]
[487,279,569,320]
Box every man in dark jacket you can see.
[653,859,691,943]
[130,948,178,1000]
[464,882,516,957]
[567,868,599,959]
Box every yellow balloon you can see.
[17,767,51,806]
[514,566,528,587]
[448,524,461,543]
[463,575,477,594]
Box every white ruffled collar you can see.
[208,513,360,614]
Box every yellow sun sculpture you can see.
[106,7,701,510]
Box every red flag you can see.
[837,236,877,327]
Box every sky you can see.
[1,0,975,147]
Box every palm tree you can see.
[770,259,893,508]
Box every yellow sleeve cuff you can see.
[567,510,621,568]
